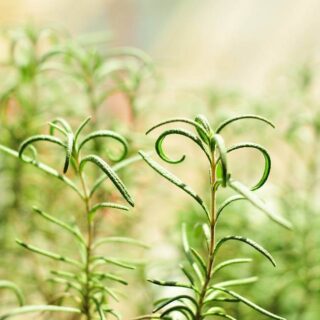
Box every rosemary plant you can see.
[60,43,156,123]
[139,114,292,320]
[0,117,142,320]
[0,25,65,224]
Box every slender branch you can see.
[195,148,217,320]
[0,144,84,199]
[76,153,94,320]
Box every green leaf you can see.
[91,297,106,320]
[182,224,205,284]
[16,239,82,268]
[202,224,211,249]
[39,49,65,64]
[63,132,74,173]
[148,279,194,291]
[202,307,237,320]
[48,122,68,136]
[203,311,237,320]
[0,305,81,320]
[212,258,252,275]
[90,153,146,197]
[215,114,275,134]
[139,151,210,221]
[74,116,91,143]
[93,272,128,285]
[93,256,136,270]
[214,236,276,267]
[154,128,211,164]
[153,295,197,312]
[190,247,207,275]
[18,135,65,159]
[180,264,195,285]
[161,305,195,319]
[78,130,128,161]
[80,155,134,207]
[48,278,82,293]
[131,314,161,320]
[49,118,72,135]
[91,284,120,302]
[212,287,286,320]
[88,202,130,221]
[18,134,72,174]
[50,270,77,281]
[195,114,212,145]
[212,134,228,187]
[94,236,149,249]
[216,196,246,222]
[97,306,106,320]
[228,179,292,230]
[212,277,258,289]
[146,117,210,142]
[0,281,24,306]
[32,206,85,245]
[225,143,271,191]
[103,307,121,320]
[0,144,83,198]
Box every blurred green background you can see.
[0,1,319,319]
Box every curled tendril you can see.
[215,114,275,134]
[216,143,271,191]
[146,118,210,144]
[19,134,70,173]
[78,130,128,162]
[21,145,38,163]
[19,135,65,159]
[154,128,211,165]
[49,118,72,136]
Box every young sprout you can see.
[139,114,291,320]
[0,117,145,320]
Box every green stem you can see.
[77,154,94,320]
[195,151,217,320]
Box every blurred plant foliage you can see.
[0,117,150,319]
[0,24,157,318]
[0,23,318,320]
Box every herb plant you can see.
[139,114,291,320]
[0,117,145,320]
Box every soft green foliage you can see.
[139,114,291,320]
[0,118,143,319]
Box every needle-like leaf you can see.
[139,151,210,221]
[0,305,81,320]
[80,155,134,207]
[215,114,275,134]
[228,179,292,229]
[211,287,286,320]
[0,281,24,306]
[214,236,276,267]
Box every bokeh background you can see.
[0,1,319,319]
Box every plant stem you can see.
[195,150,217,320]
[77,155,93,320]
